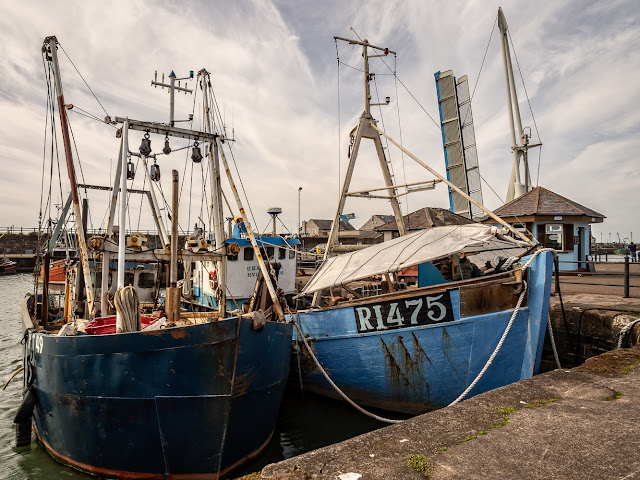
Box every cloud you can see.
[0,0,637,241]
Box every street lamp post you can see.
[298,187,302,238]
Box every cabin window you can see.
[244,247,254,261]
[289,249,296,259]
[266,246,274,258]
[279,247,286,260]
[544,224,564,250]
[228,252,238,261]
[124,272,135,287]
[138,272,155,288]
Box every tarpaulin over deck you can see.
[301,224,527,295]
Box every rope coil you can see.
[114,285,141,333]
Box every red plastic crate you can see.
[85,315,159,335]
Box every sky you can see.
[0,0,638,243]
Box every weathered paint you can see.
[293,251,553,414]
[24,315,292,478]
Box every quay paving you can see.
[252,346,640,480]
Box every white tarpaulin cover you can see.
[301,224,527,295]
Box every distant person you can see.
[629,242,637,262]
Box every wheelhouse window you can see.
[544,224,563,250]
[289,248,296,259]
[279,247,286,260]
[266,246,274,258]
[138,272,156,288]
[244,247,254,261]
[124,272,135,287]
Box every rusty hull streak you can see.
[380,337,423,402]
[53,392,80,415]
[395,335,430,404]
[441,326,463,381]
[411,331,457,400]
[232,369,256,396]
[169,329,190,340]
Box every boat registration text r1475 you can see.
[353,291,454,333]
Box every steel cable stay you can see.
[58,43,110,121]
[392,53,409,218]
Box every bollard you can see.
[624,255,630,298]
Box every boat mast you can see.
[199,69,227,317]
[215,137,286,320]
[313,36,406,306]
[498,8,541,202]
[44,36,95,317]
[115,119,130,330]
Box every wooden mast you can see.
[44,36,95,317]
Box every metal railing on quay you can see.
[555,257,638,298]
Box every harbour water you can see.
[0,273,388,479]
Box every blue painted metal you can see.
[293,251,553,414]
[24,316,292,478]
[434,70,457,215]
[417,262,448,287]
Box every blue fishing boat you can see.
[287,35,554,415]
[293,226,553,414]
[16,36,292,478]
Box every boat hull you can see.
[0,260,17,274]
[293,251,553,414]
[23,314,292,478]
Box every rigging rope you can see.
[58,43,110,119]
[392,54,408,217]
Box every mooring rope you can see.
[114,285,141,333]
[547,318,562,370]
[617,317,640,349]
[291,319,404,424]
[449,248,555,405]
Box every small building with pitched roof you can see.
[359,214,396,232]
[301,218,355,237]
[375,207,475,242]
[481,187,605,271]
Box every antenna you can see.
[151,70,194,126]
[267,207,282,237]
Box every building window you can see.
[244,247,254,261]
[279,247,286,259]
[544,224,563,250]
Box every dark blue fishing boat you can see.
[15,36,293,479]
[21,304,291,477]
